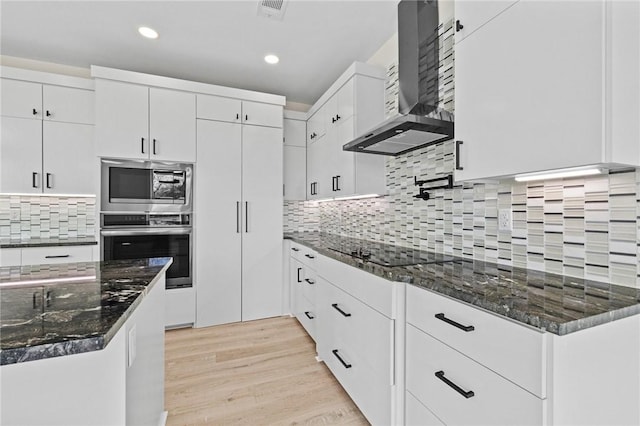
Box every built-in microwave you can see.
[101,159,193,213]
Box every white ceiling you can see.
[0,1,398,107]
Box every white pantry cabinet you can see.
[95,79,196,163]
[454,0,640,181]
[196,94,282,128]
[283,112,307,201]
[0,75,95,195]
[305,63,386,200]
[195,118,283,327]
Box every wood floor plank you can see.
[165,316,369,425]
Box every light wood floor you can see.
[165,316,369,425]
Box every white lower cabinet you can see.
[316,254,395,426]
[289,242,317,340]
[20,245,93,265]
[165,287,195,328]
[406,324,544,426]
[0,248,22,267]
[405,391,444,426]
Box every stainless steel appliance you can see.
[101,159,193,213]
[343,0,454,155]
[101,213,192,289]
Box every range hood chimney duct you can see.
[343,0,454,156]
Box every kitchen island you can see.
[0,257,171,426]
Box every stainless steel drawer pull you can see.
[435,313,474,332]
[435,370,475,399]
[332,349,352,369]
[304,311,314,320]
[331,303,351,317]
[304,278,315,285]
[45,254,70,259]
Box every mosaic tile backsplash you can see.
[284,141,640,289]
[0,195,97,240]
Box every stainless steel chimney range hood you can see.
[343,0,454,156]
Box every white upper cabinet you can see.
[196,95,282,128]
[0,75,95,195]
[149,87,196,162]
[305,63,386,200]
[454,0,640,181]
[42,85,94,125]
[95,79,196,162]
[196,95,242,123]
[242,100,282,128]
[283,116,307,201]
[307,104,326,144]
[1,78,93,124]
[1,79,42,119]
[454,0,518,43]
[95,80,149,160]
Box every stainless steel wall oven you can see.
[101,213,192,289]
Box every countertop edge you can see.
[1,240,99,249]
[284,234,640,336]
[0,258,173,366]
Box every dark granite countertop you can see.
[0,257,172,365]
[285,232,640,335]
[0,236,98,249]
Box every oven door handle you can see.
[101,228,192,237]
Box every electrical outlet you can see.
[498,209,512,232]
[10,210,20,221]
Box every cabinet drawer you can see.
[406,285,546,397]
[21,245,93,266]
[406,391,444,426]
[406,324,545,426]
[301,268,316,305]
[295,297,316,342]
[317,254,392,318]
[0,248,22,267]
[289,242,304,261]
[319,338,391,426]
[319,278,391,377]
[299,247,317,268]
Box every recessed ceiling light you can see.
[264,54,279,64]
[138,27,159,39]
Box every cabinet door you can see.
[283,118,306,147]
[307,105,326,143]
[194,119,242,327]
[324,93,339,129]
[241,125,283,321]
[196,94,241,123]
[42,85,94,125]
[0,79,42,120]
[454,1,519,43]
[0,248,22,267]
[95,80,149,160]
[284,146,306,201]
[43,121,96,195]
[337,78,355,122]
[307,136,330,199]
[332,116,355,196]
[149,88,196,163]
[242,101,282,128]
[0,117,42,193]
[454,1,604,181]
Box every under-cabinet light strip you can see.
[514,167,604,182]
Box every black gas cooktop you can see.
[327,239,455,268]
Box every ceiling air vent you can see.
[257,0,288,20]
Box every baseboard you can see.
[158,411,168,426]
